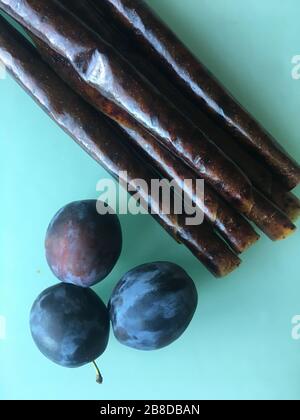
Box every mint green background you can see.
[0,0,300,400]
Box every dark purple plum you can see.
[45,200,122,287]
[30,283,110,382]
[109,262,198,350]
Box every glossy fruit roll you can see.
[0,15,241,277]
[35,37,296,242]
[76,0,300,222]
[0,0,256,215]
[32,36,259,254]
[53,0,296,241]
[95,0,300,190]
[129,46,300,222]
[270,188,300,222]
[63,0,271,197]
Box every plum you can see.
[45,200,122,287]
[109,262,198,350]
[30,283,110,382]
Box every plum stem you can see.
[92,360,103,384]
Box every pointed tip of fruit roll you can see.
[281,200,300,224]
[271,187,300,223]
[215,206,260,254]
[249,189,297,241]
[204,249,242,278]
[216,255,242,278]
[285,168,300,191]
[290,207,300,223]
[275,223,297,241]
[236,231,260,254]
[177,220,242,278]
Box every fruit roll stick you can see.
[113,110,296,240]
[64,0,272,195]
[94,0,300,190]
[132,53,300,221]
[34,35,296,242]
[131,49,300,222]
[270,188,300,223]
[32,35,259,255]
[0,15,241,277]
[118,123,260,253]
[0,0,256,216]
[66,0,300,222]
[46,1,296,240]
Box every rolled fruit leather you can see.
[0,14,241,277]
[0,0,257,216]
[32,31,260,253]
[48,0,296,241]
[81,0,300,222]
[95,0,300,190]
[35,37,296,242]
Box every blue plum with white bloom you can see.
[30,283,110,369]
[109,262,198,350]
[45,200,122,287]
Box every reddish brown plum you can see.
[45,200,122,287]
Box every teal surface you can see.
[0,0,300,401]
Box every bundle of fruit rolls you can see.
[28,0,295,242]
[56,0,299,238]
[0,0,256,215]
[96,0,300,189]
[0,14,241,277]
[0,0,298,277]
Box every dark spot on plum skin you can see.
[115,327,131,342]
